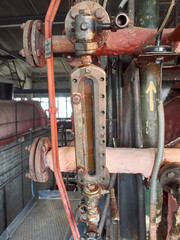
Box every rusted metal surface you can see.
[21,24,180,67]
[27,137,40,181]
[31,20,46,67]
[22,25,180,66]
[110,188,119,224]
[43,146,180,179]
[165,97,180,145]
[168,23,180,43]
[65,1,110,55]
[162,66,180,82]
[21,20,46,67]
[70,64,107,186]
[81,184,102,238]
[167,194,178,240]
[26,137,51,182]
[44,1,80,239]
[159,163,180,199]
[52,27,175,55]
[23,20,36,67]
[159,162,180,239]
[170,206,180,239]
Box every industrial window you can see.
[14,97,72,119]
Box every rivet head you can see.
[168,172,175,179]
[85,68,91,73]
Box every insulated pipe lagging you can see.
[149,100,165,240]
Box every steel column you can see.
[140,62,161,147]
[136,0,159,28]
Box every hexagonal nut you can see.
[78,168,84,175]
[71,94,81,104]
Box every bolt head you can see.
[80,22,89,31]
[168,172,175,179]
[66,55,72,61]
[72,94,81,104]
[95,8,104,19]
[78,168,84,175]
[85,68,91,73]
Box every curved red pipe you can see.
[45,1,80,239]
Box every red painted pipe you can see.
[45,1,80,239]
[51,26,179,55]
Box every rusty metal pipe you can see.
[51,27,179,55]
[45,146,180,179]
[150,101,165,240]
[45,1,80,239]
[110,188,120,224]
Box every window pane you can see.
[58,97,66,118]
[67,97,72,118]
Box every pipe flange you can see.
[22,20,46,67]
[144,45,173,54]
[23,20,36,67]
[159,162,180,198]
[31,20,46,67]
[65,1,110,48]
[26,137,51,182]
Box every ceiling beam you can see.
[14,88,70,94]
[0,14,66,27]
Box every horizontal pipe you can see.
[52,26,177,55]
[45,146,180,179]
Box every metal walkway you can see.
[0,191,80,240]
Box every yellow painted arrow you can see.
[146,81,156,112]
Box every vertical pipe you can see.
[128,0,135,26]
[140,62,161,148]
[132,66,146,240]
[118,56,123,147]
[136,0,159,28]
[132,68,143,149]
[15,102,17,141]
[45,1,80,239]
[116,62,120,145]
[107,57,113,147]
[29,128,35,197]
[21,141,24,208]
[137,2,161,239]
[149,100,164,240]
